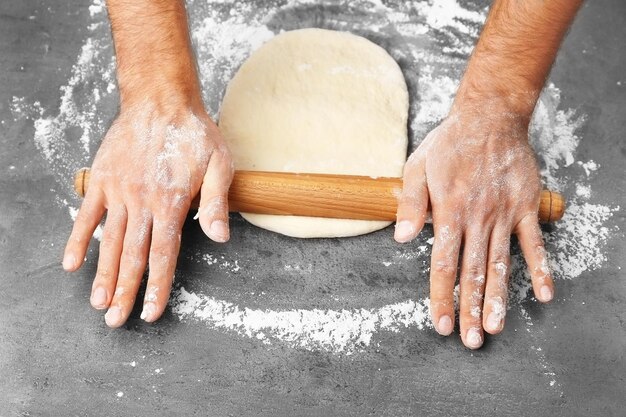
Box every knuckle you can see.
[200,195,228,217]
[433,224,459,246]
[432,260,457,276]
[398,194,421,208]
[461,306,483,322]
[125,180,146,196]
[95,267,113,283]
[489,257,509,267]
[161,191,191,210]
[489,260,509,277]
[154,220,183,246]
[488,295,507,311]
[514,212,540,233]
[202,173,229,192]
[113,285,128,298]
[121,245,145,263]
[150,244,174,265]
[100,231,119,248]
[218,146,233,162]
[429,298,453,310]
[462,265,484,282]
[75,207,97,225]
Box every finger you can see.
[63,190,106,271]
[395,153,429,243]
[458,227,489,349]
[90,206,128,310]
[483,225,511,335]
[197,147,234,243]
[140,215,184,323]
[104,209,152,328]
[429,221,462,337]
[516,215,554,303]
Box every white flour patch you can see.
[12,0,619,357]
[284,263,313,273]
[172,287,431,353]
[202,253,241,273]
[578,160,598,176]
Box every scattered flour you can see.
[202,253,241,273]
[10,0,619,356]
[172,287,430,353]
[578,160,599,177]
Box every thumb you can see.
[394,153,429,243]
[197,147,234,243]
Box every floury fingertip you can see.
[394,220,416,243]
[437,315,453,335]
[466,328,482,349]
[91,287,108,309]
[540,285,553,302]
[62,253,77,271]
[105,306,123,327]
[141,303,157,322]
[208,220,229,242]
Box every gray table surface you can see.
[1,0,625,416]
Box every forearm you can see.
[107,0,201,109]
[453,0,583,118]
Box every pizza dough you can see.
[219,28,409,238]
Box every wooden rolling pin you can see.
[73,168,565,223]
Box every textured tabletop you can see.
[1,1,625,415]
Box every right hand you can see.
[62,97,234,328]
[395,99,553,349]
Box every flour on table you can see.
[11,0,619,360]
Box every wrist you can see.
[117,60,203,111]
[450,76,538,128]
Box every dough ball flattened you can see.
[219,28,409,238]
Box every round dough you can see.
[219,28,409,238]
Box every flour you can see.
[190,9,274,117]
[11,0,619,356]
[172,286,431,353]
[579,160,599,176]
[88,0,105,17]
[202,253,241,273]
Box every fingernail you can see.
[105,306,123,327]
[62,253,77,271]
[540,285,553,302]
[466,328,483,349]
[394,220,416,243]
[140,303,156,322]
[209,220,229,242]
[437,315,453,335]
[486,312,501,332]
[91,287,108,309]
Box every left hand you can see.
[62,100,233,328]
[394,101,554,349]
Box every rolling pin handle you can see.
[74,167,90,198]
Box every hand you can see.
[394,101,554,349]
[62,99,234,328]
